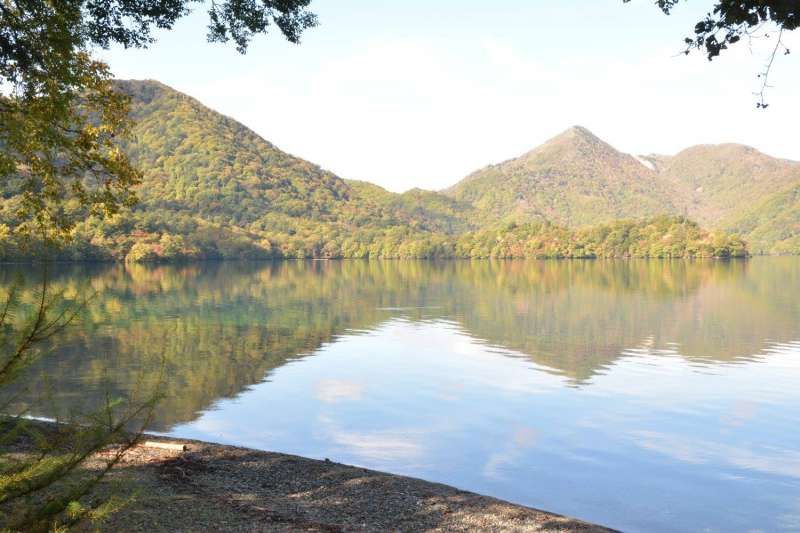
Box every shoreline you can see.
[7,427,614,532]
[0,255,759,266]
[105,434,614,531]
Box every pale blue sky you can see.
[100,1,800,192]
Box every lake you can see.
[2,258,799,532]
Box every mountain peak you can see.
[447,122,680,227]
[550,125,601,142]
[524,125,615,159]
[564,125,597,137]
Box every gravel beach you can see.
[1,423,613,532]
[94,435,613,532]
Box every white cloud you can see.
[630,430,800,478]
[314,379,364,403]
[314,413,425,464]
[483,425,538,480]
[328,430,423,462]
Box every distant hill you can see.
[346,180,477,235]
[0,81,752,260]
[726,183,800,254]
[447,127,800,254]
[658,143,800,230]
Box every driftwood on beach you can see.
[142,440,187,452]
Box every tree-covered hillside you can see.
[446,126,680,227]
[0,80,474,261]
[658,143,800,231]
[726,184,800,254]
[447,127,800,254]
[120,79,352,225]
[0,81,750,260]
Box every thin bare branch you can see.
[755,28,788,109]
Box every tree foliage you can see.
[0,15,140,242]
[631,1,797,106]
[0,271,162,531]
[634,0,798,59]
[0,64,140,242]
[1,0,318,242]
[1,0,316,70]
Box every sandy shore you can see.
[85,435,612,532]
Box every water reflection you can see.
[1,259,798,426]
[1,258,799,531]
[167,318,800,532]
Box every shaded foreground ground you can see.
[83,435,612,532]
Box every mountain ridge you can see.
[446,124,800,252]
[0,80,770,259]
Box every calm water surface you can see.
[2,259,799,532]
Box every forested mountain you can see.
[448,127,800,254]
[446,126,679,227]
[120,79,352,225]
[1,80,476,260]
[0,81,760,260]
